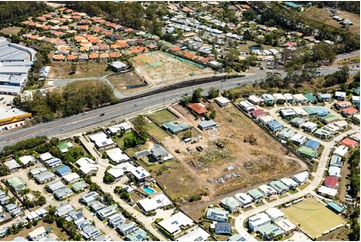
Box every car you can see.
[0,97,4,101]
[237,83,242,85]
[100,113,105,117]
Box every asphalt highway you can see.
[0,65,358,150]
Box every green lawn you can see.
[146,122,170,142]
[298,181,310,190]
[147,109,177,125]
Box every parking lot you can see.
[0,94,15,109]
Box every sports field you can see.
[282,198,346,239]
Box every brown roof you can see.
[170,46,180,52]
[53,54,65,61]
[67,55,78,60]
[183,52,197,60]
[99,53,109,58]
[88,53,99,59]
[109,52,121,58]
[187,103,209,115]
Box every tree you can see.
[132,115,147,134]
[208,87,220,99]
[192,88,203,103]
[243,9,256,21]
[210,110,216,119]
[103,172,115,184]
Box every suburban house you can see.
[215,222,231,235]
[215,96,230,107]
[335,91,346,101]
[248,213,271,231]
[265,208,285,222]
[158,212,194,237]
[150,144,172,162]
[198,120,217,130]
[234,193,253,208]
[258,184,277,196]
[206,207,229,222]
[292,171,309,185]
[301,121,318,133]
[269,180,289,194]
[247,189,264,203]
[187,103,208,115]
[88,132,116,151]
[261,94,275,106]
[220,197,241,213]
[137,194,172,214]
[107,148,131,164]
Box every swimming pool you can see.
[143,187,155,194]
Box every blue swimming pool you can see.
[143,187,155,194]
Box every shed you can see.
[327,202,344,213]
[198,120,217,130]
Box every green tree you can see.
[243,9,256,21]
[192,88,203,103]
[208,87,220,99]
[103,172,115,184]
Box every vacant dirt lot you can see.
[108,71,147,94]
[48,62,111,79]
[145,103,306,219]
[301,6,360,35]
[0,26,22,35]
[129,51,214,85]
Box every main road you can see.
[0,65,358,150]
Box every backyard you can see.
[147,109,178,125]
[282,198,346,239]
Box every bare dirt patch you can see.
[149,103,306,219]
[107,71,149,94]
[48,62,111,79]
[0,26,22,35]
[129,51,214,86]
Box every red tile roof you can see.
[250,109,266,118]
[340,138,358,147]
[324,176,338,189]
[109,52,121,58]
[187,103,209,115]
[67,55,78,61]
[183,52,196,60]
[170,46,180,52]
[130,46,147,54]
[342,107,358,115]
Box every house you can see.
[273,93,286,104]
[97,204,118,220]
[250,109,266,119]
[187,103,208,115]
[215,96,230,107]
[109,61,128,72]
[206,207,229,222]
[158,212,194,236]
[269,180,289,194]
[280,109,296,119]
[215,222,231,235]
[340,138,358,148]
[293,94,307,104]
[335,91,346,101]
[39,152,53,162]
[176,226,210,241]
[284,93,295,103]
[4,159,21,171]
[352,96,360,109]
[88,132,115,150]
[318,186,337,198]
[267,120,283,132]
[108,213,126,228]
[150,144,172,161]
[334,101,352,110]
[275,219,296,233]
[27,226,47,240]
[261,94,275,106]
[125,228,148,241]
[280,178,298,189]
[265,208,285,222]
[89,200,106,213]
[107,122,132,135]
[107,148,131,164]
[162,121,189,134]
[55,165,72,177]
[304,140,320,150]
[317,93,332,102]
[247,189,264,203]
[290,133,306,146]
[198,120,217,130]
[80,191,99,205]
[301,121,318,133]
[46,180,66,193]
[329,155,343,167]
[324,176,338,189]
[350,132,360,142]
[72,181,88,193]
[248,213,271,231]
[19,155,36,167]
[258,224,284,240]
[304,93,317,104]
[248,95,263,105]
[342,107,358,118]
[54,187,73,200]
[137,194,172,214]
[62,172,80,184]
[220,197,241,213]
[297,146,317,158]
[130,165,151,182]
[328,166,341,178]
[234,193,253,208]
[76,157,98,176]
[333,145,348,157]
[55,203,74,217]
[238,101,256,113]
[314,128,332,139]
[293,107,309,117]
[6,177,26,192]
[258,184,277,196]
[117,222,137,235]
[57,141,73,153]
[278,128,296,140]
[227,234,246,241]
[34,171,56,184]
[290,117,305,128]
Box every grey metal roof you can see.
[151,144,169,157]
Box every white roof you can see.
[108,122,132,133]
[19,155,35,165]
[275,219,296,232]
[158,212,194,234]
[335,91,346,97]
[280,178,298,188]
[62,172,80,183]
[138,194,172,212]
[302,121,317,129]
[107,162,135,178]
[333,145,348,157]
[215,96,230,104]
[28,226,46,239]
[290,133,306,143]
[131,166,151,180]
[328,166,341,177]
[273,93,286,100]
[333,120,348,128]
[284,93,294,100]
[234,193,253,204]
[39,152,53,162]
[259,115,274,124]
[293,94,307,101]
[280,109,296,116]
[106,148,130,163]
[76,157,98,175]
[265,208,285,221]
[76,157,96,167]
[258,184,277,195]
[292,171,308,184]
[350,132,360,142]
[177,226,210,241]
[88,132,114,148]
[318,185,337,197]
[248,213,271,228]
[248,95,263,103]
[5,159,20,169]
[293,107,308,116]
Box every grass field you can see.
[301,6,360,35]
[145,121,170,142]
[48,62,112,79]
[147,109,178,125]
[282,198,346,239]
[0,26,22,35]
